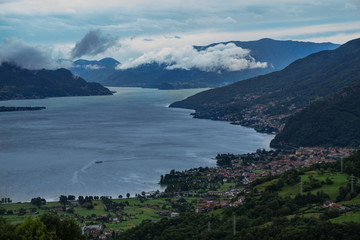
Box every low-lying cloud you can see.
[118,43,267,72]
[0,37,56,69]
[73,64,104,70]
[71,30,119,59]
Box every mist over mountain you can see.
[0,63,112,101]
[170,38,360,134]
[70,39,338,89]
[69,58,120,84]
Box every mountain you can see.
[170,38,360,133]
[270,82,360,148]
[194,38,338,70]
[101,39,338,89]
[69,57,120,84]
[0,63,112,101]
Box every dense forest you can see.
[271,82,360,148]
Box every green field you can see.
[277,172,349,201]
[255,178,279,192]
[0,202,63,225]
[217,183,237,192]
[0,196,204,231]
[330,211,360,224]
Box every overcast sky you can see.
[1,0,360,68]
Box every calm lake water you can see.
[0,87,274,202]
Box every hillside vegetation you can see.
[170,38,360,133]
[271,82,360,148]
[120,151,360,240]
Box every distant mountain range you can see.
[69,58,120,84]
[170,38,360,143]
[70,39,339,89]
[0,63,112,101]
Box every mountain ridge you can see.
[0,62,112,101]
[69,58,120,84]
[70,39,338,89]
[170,38,360,134]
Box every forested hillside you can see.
[271,82,360,148]
[170,38,360,133]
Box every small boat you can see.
[95,161,103,164]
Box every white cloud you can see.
[117,43,267,72]
[2,0,359,65]
[0,37,72,70]
[1,0,359,56]
[304,32,360,44]
[74,64,104,70]
[0,37,52,69]
[0,0,311,15]
[344,0,360,10]
[223,17,237,24]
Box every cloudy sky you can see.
[1,0,360,69]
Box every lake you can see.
[0,87,274,202]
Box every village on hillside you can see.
[0,147,357,239]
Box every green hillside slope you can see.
[170,38,360,133]
[271,82,360,148]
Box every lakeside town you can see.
[159,147,355,212]
[193,93,306,134]
[0,146,357,239]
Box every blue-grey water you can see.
[0,87,274,202]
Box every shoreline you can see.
[1,87,273,203]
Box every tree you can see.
[41,214,85,240]
[59,195,68,205]
[160,175,164,184]
[31,197,43,207]
[67,195,75,201]
[78,196,84,204]
[118,195,123,199]
[0,217,17,240]
[18,208,26,216]
[15,217,57,240]
[127,193,130,198]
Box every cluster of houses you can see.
[82,225,122,239]
[158,147,355,213]
[181,147,354,187]
[195,195,246,213]
[219,100,294,133]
